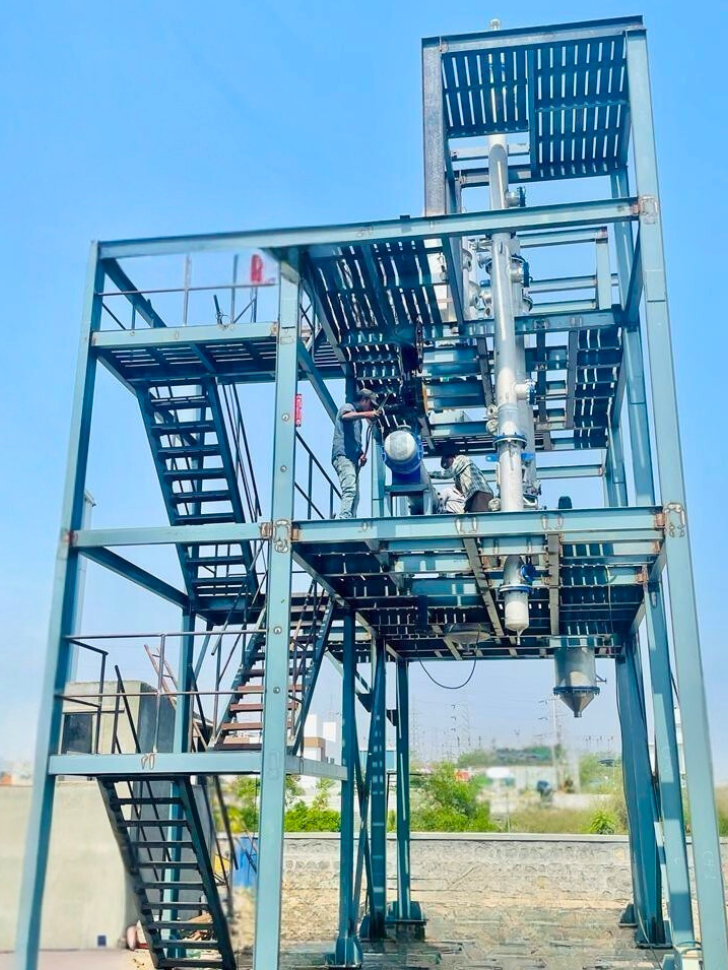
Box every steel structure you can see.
[15,16,728,970]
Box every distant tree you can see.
[312,776,335,810]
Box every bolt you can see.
[282,412,290,422]
[273,625,282,635]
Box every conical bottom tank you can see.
[553,645,600,718]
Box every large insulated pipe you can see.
[382,429,436,515]
[487,135,529,636]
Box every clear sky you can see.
[1,0,726,779]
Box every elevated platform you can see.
[292,508,659,660]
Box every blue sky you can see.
[1,0,726,779]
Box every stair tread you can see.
[174,513,237,524]
[229,702,296,712]
[163,469,229,481]
[215,740,262,750]
[142,880,206,891]
[150,421,216,435]
[157,957,225,970]
[158,445,221,457]
[171,490,232,504]
[158,940,224,950]
[141,902,211,912]
[149,921,217,930]
[116,819,190,828]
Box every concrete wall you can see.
[4,785,728,953]
[272,833,728,947]
[0,783,134,952]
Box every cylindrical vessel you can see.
[383,429,421,477]
[553,645,600,717]
[488,135,530,636]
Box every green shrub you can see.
[588,809,618,834]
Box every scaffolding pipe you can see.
[487,135,530,636]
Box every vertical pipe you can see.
[253,262,300,970]
[487,135,529,636]
[332,612,363,967]
[627,32,728,966]
[15,246,103,970]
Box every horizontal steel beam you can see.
[48,752,346,779]
[92,321,278,350]
[74,523,264,547]
[463,307,621,337]
[98,199,637,260]
[422,17,643,54]
[294,507,662,545]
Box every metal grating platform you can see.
[434,18,633,180]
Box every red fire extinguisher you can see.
[250,253,264,285]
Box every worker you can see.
[438,451,494,513]
[438,485,466,514]
[331,389,381,519]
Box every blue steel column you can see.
[253,261,300,970]
[387,659,425,935]
[605,422,664,945]
[174,610,195,752]
[615,640,665,945]
[331,612,363,968]
[644,581,695,944]
[360,639,388,940]
[627,31,728,968]
[394,659,412,920]
[612,169,695,947]
[371,444,386,518]
[15,245,103,970]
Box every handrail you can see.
[295,430,341,520]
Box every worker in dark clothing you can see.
[331,389,381,518]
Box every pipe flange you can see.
[499,583,532,596]
[493,432,527,447]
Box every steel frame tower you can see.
[15,16,727,970]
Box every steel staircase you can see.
[215,584,334,753]
[137,376,259,619]
[99,776,236,970]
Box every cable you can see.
[418,659,477,690]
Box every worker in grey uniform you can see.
[331,388,381,518]
[437,451,494,513]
